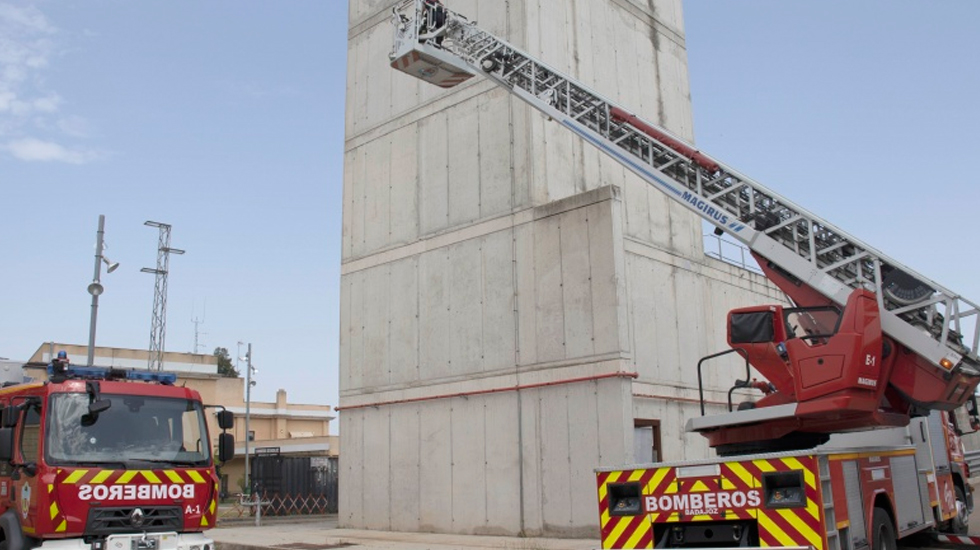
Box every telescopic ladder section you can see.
[389,1,980,404]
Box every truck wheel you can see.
[871,508,896,550]
[949,485,969,535]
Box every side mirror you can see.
[89,399,111,416]
[1,406,18,428]
[0,428,13,461]
[217,410,235,431]
[218,433,235,463]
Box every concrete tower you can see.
[340,0,781,536]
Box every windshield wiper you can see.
[58,460,129,469]
[131,458,206,466]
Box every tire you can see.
[949,485,969,535]
[871,507,896,550]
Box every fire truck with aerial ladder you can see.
[0,353,235,550]
[388,1,980,548]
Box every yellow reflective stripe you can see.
[200,516,209,527]
[690,480,709,492]
[63,470,87,484]
[47,484,54,494]
[141,471,162,483]
[781,457,816,492]
[606,518,632,548]
[56,520,67,533]
[49,502,59,520]
[776,508,822,549]
[649,468,670,489]
[116,471,138,484]
[187,470,206,483]
[623,522,649,549]
[164,470,183,484]
[726,462,757,490]
[758,513,798,547]
[90,470,112,484]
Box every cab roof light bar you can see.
[47,363,177,385]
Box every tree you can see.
[213,347,239,378]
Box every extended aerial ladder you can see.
[389,0,980,450]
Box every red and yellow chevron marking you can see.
[600,457,826,550]
[727,457,824,549]
[60,468,201,485]
[597,469,655,549]
[47,483,67,532]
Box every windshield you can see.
[783,306,841,347]
[45,393,211,467]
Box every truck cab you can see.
[0,363,234,550]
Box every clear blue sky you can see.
[2,1,978,413]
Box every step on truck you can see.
[0,357,235,550]
[387,1,980,547]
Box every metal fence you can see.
[251,454,338,515]
[967,449,980,477]
[703,233,762,273]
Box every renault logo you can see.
[130,508,145,528]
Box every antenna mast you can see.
[141,221,185,371]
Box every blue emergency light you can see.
[47,363,177,385]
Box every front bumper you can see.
[37,532,214,550]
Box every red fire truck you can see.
[0,359,234,550]
[596,405,977,549]
[384,2,980,547]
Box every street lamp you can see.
[241,343,256,494]
[86,215,120,367]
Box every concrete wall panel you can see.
[566,382,601,535]
[361,407,391,530]
[560,207,596,359]
[338,410,364,527]
[478,89,514,219]
[449,239,484,375]
[517,389,543,535]
[419,249,451,380]
[596,378,633,468]
[447,100,481,227]
[450,396,487,532]
[389,405,421,531]
[347,145,367,259]
[389,256,420,385]
[339,274,352,393]
[515,223,538,367]
[482,230,517,371]
[362,134,391,254]
[419,113,449,235]
[484,393,521,534]
[389,124,420,246]
[536,388,572,533]
[419,403,453,532]
[362,265,389,387]
[342,148,355,259]
[533,214,565,363]
[587,201,627,355]
[344,270,366,392]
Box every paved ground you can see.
[208,479,980,550]
[208,518,597,550]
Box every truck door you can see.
[16,405,41,534]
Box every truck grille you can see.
[86,506,182,535]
